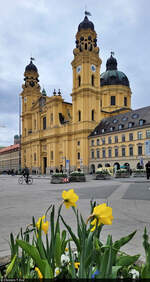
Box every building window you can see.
[129,133,133,141]
[43,117,46,130]
[108,137,112,144]
[78,76,81,87]
[91,75,94,86]
[122,147,126,157]
[77,141,80,146]
[34,119,36,129]
[137,131,142,140]
[51,151,53,160]
[115,148,118,157]
[138,145,142,156]
[34,153,36,161]
[108,148,112,158]
[118,124,124,130]
[91,140,94,146]
[124,97,127,106]
[97,139,100,145]
[128,122,134,128]
[96,150,100,159]
[110,126,114,132]
[78,110,81,121]
[91,150,94,159]
[91,110,94,121]
[146,130,150,138]
[111,96,116,105]
[102,138,105,145]
[129,146,133,156]
[102,149,106,158]
[114,136,118,143]
[139,119,145,126]
[122,135,125,142]
[50,113,53,123]
[78,152,80,160]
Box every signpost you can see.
[66,159,70,176]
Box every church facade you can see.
[20,14,149,174]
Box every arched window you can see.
[43,116,46,130]
[85,43,87,50]
[78,110,81,121]
[78,76,81,87]
[92,110,94,121]
[91,75,94,86]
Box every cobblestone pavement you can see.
[0,174,150,261]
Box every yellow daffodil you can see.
[74,262,80,269]
[35,267,43,279]
[36,215,49,234]
[88,203,113,232]
[36,215,45,229]
[62,189,79,209]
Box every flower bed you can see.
[132,169,146,177]
[1,188,150,279]
[95,169,111,180]
[51,173,69,184]
[69,171,86,182]
[114,169,130,178]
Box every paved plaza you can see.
[0,174,150,261]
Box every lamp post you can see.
[19,95,21,173]
[62,156,66,171]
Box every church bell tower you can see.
[71,13,102,124]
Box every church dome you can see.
[78,16,94,32]
[25,58,38,73]
[100,54,129,87]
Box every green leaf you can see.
[60,215,80,252]
[54,232,61,267]
[113,230,136,250]
[111,266,122,278]
[112,230,137,265]
[61,230,67,253]
[141,264,150,278]
[143,227,150,264]
[116,254,140,267]
[16,239,53,278]
[6,254,17,277]
[98,235,112,278]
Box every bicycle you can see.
[18,175,33,185]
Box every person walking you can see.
[22,166,30,184]
[145,161,150,180]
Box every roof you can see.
[78,16,94,32]
[100,54,130,87]
[0,143,20,154]
[89,106,150,137]
[25,59,38,73]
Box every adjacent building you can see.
[20,13,150,174]
[0,135,20,173]
[89,106,150,172]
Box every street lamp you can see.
[19,95,21,173]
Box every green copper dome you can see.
[100,54,129,87]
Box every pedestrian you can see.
[145,161,150,180]
[22,166,30,183]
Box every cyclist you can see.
[22,166,30,184]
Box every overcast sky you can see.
[0,0,150,146]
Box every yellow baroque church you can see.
[20,13,133,174]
